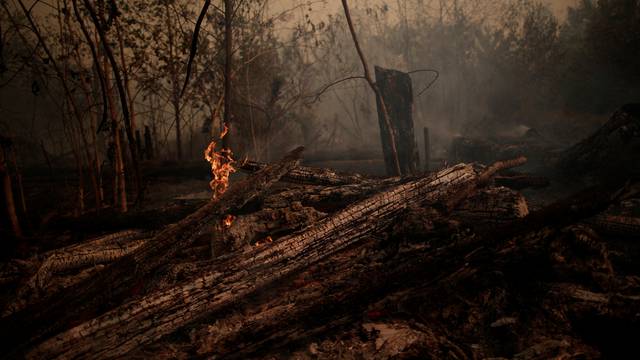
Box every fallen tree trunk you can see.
[240,160,369,186]
[556,103,640,179]
[28,159,527,359]
[1,147,305,356]
[588,214,640,237]
[5,230,151,315]
[494,174,550,190]
[183,189,530,357]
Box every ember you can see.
[222,214,235,228]
[255,236,273,247]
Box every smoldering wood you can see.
[240,160,369,186]
[0,147,305,355]
[26,160,527,359]
[375,66,419,176]
[168,188,530,358]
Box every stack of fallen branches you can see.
[1,146,639,359]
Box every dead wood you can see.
[240,160,369,186]
[494,174,550,190]
[27,160,526,359]
[4,230,152,316]
[557,103,640,179]
[588,214,640,237]
[453,187,529,226]
[0,147,304,356]
[374,66,419,176]
[175,188,531,358]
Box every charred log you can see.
[0,147,304,356]
[240,160,368,186]
[27,160,526,358]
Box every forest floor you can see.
[2,102,640,359]
[1,157,638,359]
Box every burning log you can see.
[26,159,527,359]
[185,189,530,357]
[0,147,305,356]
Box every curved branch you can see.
[304,75,366,105]
[180,0,211,98]
[408,68,440,97]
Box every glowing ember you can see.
[222,214,235,228]
[204,125,235,199]
[255,236,273,247]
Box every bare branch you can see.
[180,0,211,98]
[304,75,366,105]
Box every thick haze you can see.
[2,0,636,170]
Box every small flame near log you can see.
[255,236,273,247]
[222,214,235,228]
[204,125,235,199]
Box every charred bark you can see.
[27,160,526,358]
[240,160,369,186]
[0,147,305,356]
[375,66,419,176]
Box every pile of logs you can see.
[0,105,639,359]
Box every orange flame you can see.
[222,214,235,228]
[255,236,273,247]
[204,124,235,199]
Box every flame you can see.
[204,124,235,199]
[222,214,235,228]
[255,236,273,247]
[220,124,229,138]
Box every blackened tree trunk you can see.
[340,0,401,176]
[375,66,419,176]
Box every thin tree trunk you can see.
[0,144,21,237]
[8,146,26,215]
[174,101,182,160]
[223,0,233,149]
[82,0,142,203]
[114,124,127,213]
[106,63,127,212]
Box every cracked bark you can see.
[28,160,526,359]
[0,147,304,356]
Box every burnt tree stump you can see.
[375,66,419,176]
